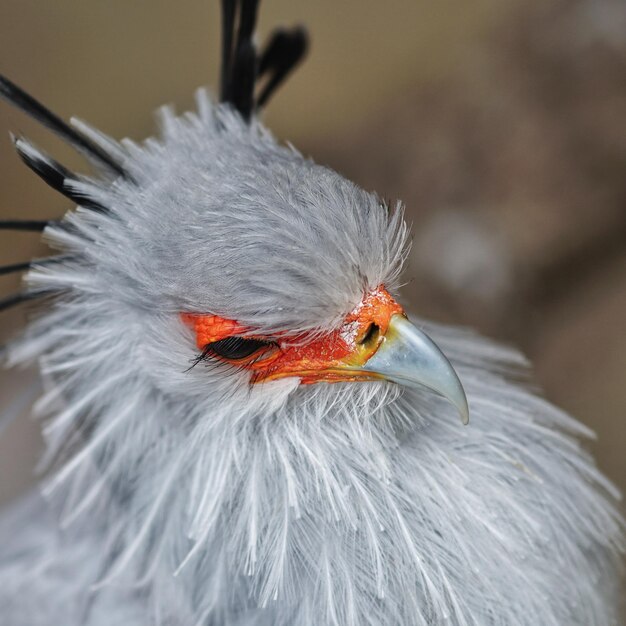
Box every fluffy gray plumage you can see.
[0,17,624,626]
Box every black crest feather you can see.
[13,136,107,213]
[0,289,51,313]
[0,74,127,178]
[0,261,35,277]
[257,26,308,109]
[0,220,50,232]
[0,256,71,277]
[220,0,309,120]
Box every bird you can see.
[0,1,623,624]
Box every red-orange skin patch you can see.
[181,286,404,385]
[180,314,249,347]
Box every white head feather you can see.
[0,4,623,626]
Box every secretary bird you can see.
[0,1,622,624]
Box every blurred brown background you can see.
[0,0,624,595]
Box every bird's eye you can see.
[206,336,271,361]
[358,323,380,346]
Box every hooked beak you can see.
[350,314,469,425]
[182,288,469,424]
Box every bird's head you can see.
[2,4,623,625]
[0,0,470,617]
[100,108,468,425]
[0,0,469,432]
[0,90,470,612]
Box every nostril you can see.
[359,323,380,346]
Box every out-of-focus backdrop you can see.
[0,0,624,587]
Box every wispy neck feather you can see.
[0,96,621,618]
[9,316,623,626]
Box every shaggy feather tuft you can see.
[0,90,623,625]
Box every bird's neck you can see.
[66,381,424,623]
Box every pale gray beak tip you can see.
[457,393,470,426]
[362,315,470,425]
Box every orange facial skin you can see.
[181,286,404,385]
[180,314,249,346]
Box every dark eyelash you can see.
[207,336,270,360]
